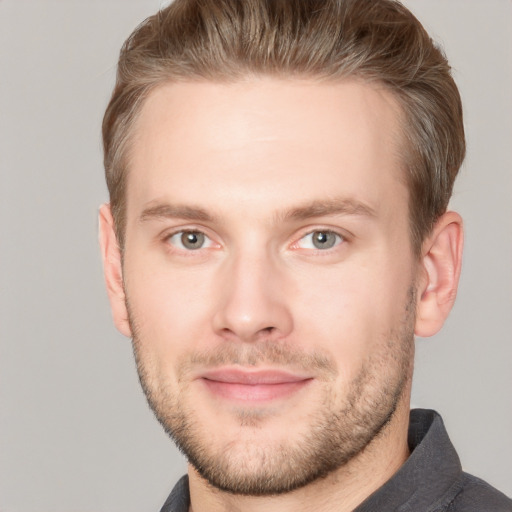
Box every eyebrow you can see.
[139,203,216,223]
[281,197,377,222]
[139,196,376,225]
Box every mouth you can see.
[198,368,313,402]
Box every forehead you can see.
[126,78,407,221]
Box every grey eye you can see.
[297,230,342,250]
[168,231,211,250]
[181,231,205,250]
[312,231,338,249]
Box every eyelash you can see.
[292,229,345,252]
[163,229,216,252]
[161,227,348,254]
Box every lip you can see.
[199,368,313,402]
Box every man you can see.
[99,0,512,510]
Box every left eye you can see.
[296,230,343,250]
[167,231,213,250]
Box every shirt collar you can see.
[354,409,464,512]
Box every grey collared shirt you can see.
[159,409,512,511]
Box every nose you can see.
[212,248,294,343]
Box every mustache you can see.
[178,340,338,380]
[126,298,338,379]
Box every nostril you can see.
[255,326,277,340]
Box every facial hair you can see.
[128,287,416,496]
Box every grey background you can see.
[0,1,510,510]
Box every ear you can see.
[98,204,132,338]
[415,211,464,337]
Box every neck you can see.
[188,396,411,512]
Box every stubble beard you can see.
[128,288,416,496]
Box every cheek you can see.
[291,259,412,379]
[123,255,217,360]
[293,281,376,380]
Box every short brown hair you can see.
[103,0,465,254]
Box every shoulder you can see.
[447,473,512,512]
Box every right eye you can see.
[167,230,213,251]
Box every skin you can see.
[100,78,463,512]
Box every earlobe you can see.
[415,211,464,338]
[98,204,132,338]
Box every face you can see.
[119,78,419,494]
